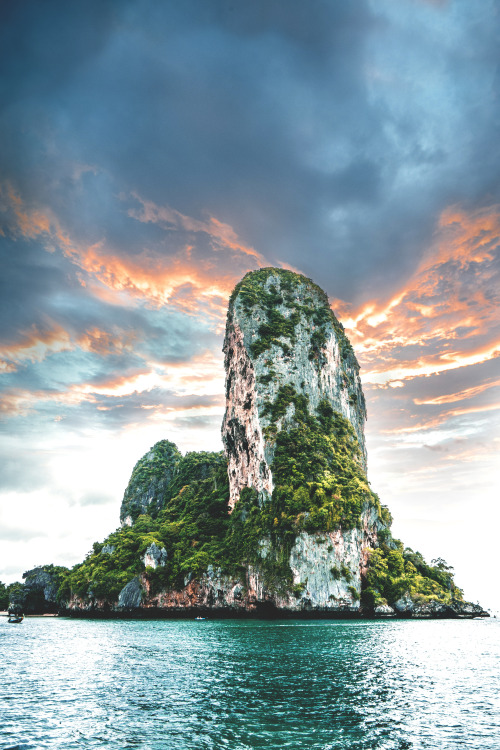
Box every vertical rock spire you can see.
[222,268,367,511]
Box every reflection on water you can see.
[0,617,498,749]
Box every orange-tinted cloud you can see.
[76,327,137,355]
[414,377,500,405]
[0,322,138,372]
[335,204,500,385]
[128,193,267,263]
[0,385,94,418]
[332,204,500,447]
[0,323,73,371]
[0,345,225,424]
[1,183,73,251]
[1,183,270,323]
[381,402,500,435]
[431,205,500,268]
[3,183,498,450]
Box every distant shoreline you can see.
[1,612,493,622]
[0,611,58,618]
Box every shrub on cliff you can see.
[263,389,379,534]
[62,451,232,601]
[363,544,462,608]
[0,581,8,610]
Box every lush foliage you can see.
[0,581,8,610]
[262,387,381,534]
[2,565,70,613]
[228,267,356,364]
[362,543,463,608]
[58,430,464,609]
[61,449,302,603]
[60,393,381,604]
[61,452,234,601]
[120,439,182,524]
[227,388,382,591]
[58,269,463,609]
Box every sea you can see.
[1,617,498,750]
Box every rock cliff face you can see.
[64,568,488,619]
[217,268,379,612]
[223,268,366,510]
[120,440,181,525]
[9,565,68,614]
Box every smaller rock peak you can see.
[119,440,182,525]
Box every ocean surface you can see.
[1,616,498,750]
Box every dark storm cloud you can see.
[0,237,72,341]
[0,1,413,297]
[0,0,497,461]
[0,0,497,360]
[3,0,499,310]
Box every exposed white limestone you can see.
[117,576,144,608]
[222,270,367,511]
[220,269,379,611]
[222,317,273,509]
[289,530,362,609]
[143,542,167,569]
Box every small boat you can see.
[8,611,24,624]
[195,616,206,621]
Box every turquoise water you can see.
[1,617,498,749]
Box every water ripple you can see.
[0,618,498,749]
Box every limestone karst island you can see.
[8,269,488,618]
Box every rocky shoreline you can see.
[60,569,489,620]
[59,603,489,620]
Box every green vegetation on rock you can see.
[262,386,379,533]
[283,398,365,525]
[120,439,182,524]
[59,437,462,609]
[0,581,9,610]
[4,565,70,613]
[227,267,356,365]
[61,448,308,602]
[58,403,460,610]
[63,451,232,601]
[362,541,463,609]
[59,391,386,604]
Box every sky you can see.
[1,0,499,610]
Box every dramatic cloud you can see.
[337,204,500,384]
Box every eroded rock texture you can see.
[120,440,181,525]
[222,268,367,510]
[218,268,379,612]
